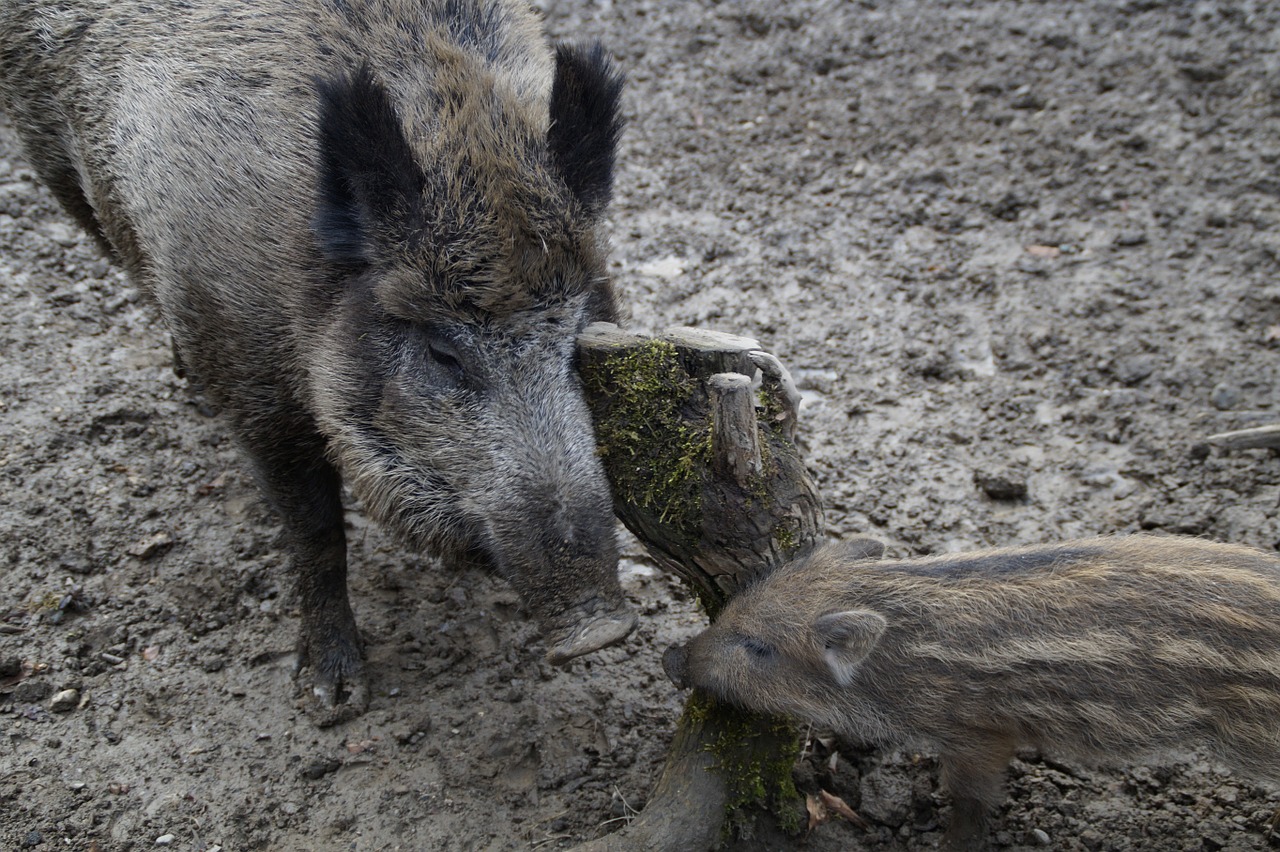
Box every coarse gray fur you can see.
[0,0,634,725]
[665,535,1280,849]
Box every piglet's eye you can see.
[740,637,776,659]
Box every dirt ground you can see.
[4,0,1280,849]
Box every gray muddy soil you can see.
[4,0,1280,850]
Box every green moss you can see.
[756,386,786,431]
[772,522,797,553]
[584,340,712,545]
[684,691,806,839]
[30,591,61,613]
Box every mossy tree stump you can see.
[573,323,826,850]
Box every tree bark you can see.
[573,323,825,849]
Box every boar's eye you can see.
[426,337,462,375]
[739,636,776,660]
[410,325,466,388]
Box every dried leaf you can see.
[819,789,871,829]
[805,792,828,835]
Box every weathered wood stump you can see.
[572,323,826,850]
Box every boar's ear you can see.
[548,42,625,217]
[314,64,424,266]
[814,610,887,687]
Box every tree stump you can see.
[573,323,826,849]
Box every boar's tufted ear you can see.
[548,42,625,218]
[815,610,887,687]
[314,64,424,266]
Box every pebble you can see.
[1210,382,1241,411]
[126,532,174,560]
[301,757,341,780]
[155,834,174,845]
[974,468,1028,500]
[13,680,54,703]
[1032,827,1052,845]
[1113,355,1155,386]
[49,688,80,713]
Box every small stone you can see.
[1114,355,1155,386]
[126,532,174,560]
[974,469,1028,500]
[1210,383,1241,411]
[301,757,341,780]
[1031,827,1051,845]
[22,831,42,847]
[49,688,80,713]
[13,680,53,703]
[155,834,174,845]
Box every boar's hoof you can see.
[295,630,369,727]
[307,668,369,728]
[544,608,637,664]
[661,644,690,688]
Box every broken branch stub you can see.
[577,322,825,615]
[574,322,826,850]
[1205,424,1280,451]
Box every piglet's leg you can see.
[939,740,1016,852]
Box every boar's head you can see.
[307,44,634,662]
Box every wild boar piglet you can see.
[665,535,1280,850]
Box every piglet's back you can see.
[711,536,1280,780]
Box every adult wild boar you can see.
[0,0,635,724]
[665,535,1280,850]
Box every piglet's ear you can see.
[548,42,625,217]
[815,610,887,687]
[840,537,886,562]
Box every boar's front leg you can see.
[243,418,367,726]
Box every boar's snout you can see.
[544,599,638,664]
[662,643,691,688]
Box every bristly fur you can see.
[308,33,622,324]
[547,42,625,217]
[677,535,1280,848]
[0,0,633,721]
[315,63,425,267]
